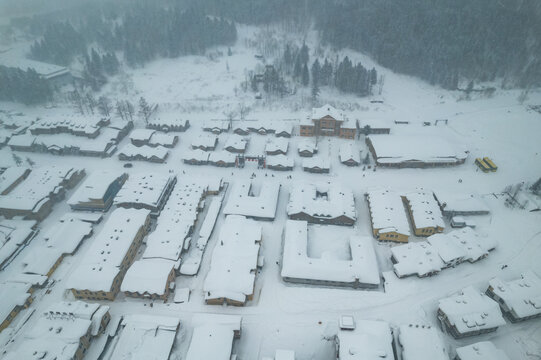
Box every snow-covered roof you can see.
[399,324,448,360]
[209,150,237,163]
[223,180,280,220]
[28,115,105,136]
[224,134,247,151]
[186,314,242,360]
[44,301,110,337]
[118,143,169,161]
[265,138,289,153]
[438,286,505,334]
[0,166,83,212]
[281,220,379,286]
[339,143,360,163]
[488,271,541,319]
[337,320,393,360]
[366,189,410,236]
[298,138,317,153]
[0,218,36,266]
[202,120,230,131]
[266,154,294,168]
[3,314,91,360]
[68,171,126,206]
[149,132,177,147]
[107,314,180,360]
[7,133,35,147]
[191,134,218,149]
[204,215,261,304]
[433,191,490,215]
[274,122,293,135]
[0,52,69,79]
[67,208,150,292]
[391,242,444,277]
[130,128,155,142]
[312,104,343,121]
[0,167,30,194]
[287,182,356,221]
[184,149,210,162]
[404,190,445,229]
[121,258,175,295]
[427,227,496,265]
[302,155,330,170]
[368,135,468,164]
[141,180,205,261]
[147,114,188,128]
[114,173,176,210]
[0,281,32,326]
[455,341,510,360]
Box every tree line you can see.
[251,42,377,101]
[197,0,541,89]
[0,66,52,105]
[25,2,236,90]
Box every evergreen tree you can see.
[301,63,309,86]
[293,55,302,80]
[138,96,152,122]
[311,59,321,102]
[299,41,309,65]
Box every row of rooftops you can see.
[391,227,497,277]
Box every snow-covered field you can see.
[1,25,541,359]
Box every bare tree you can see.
[98,96,112,117]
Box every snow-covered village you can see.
[1,1,541,359]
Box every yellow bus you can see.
[483,157,498,172]
[475,158,491,173]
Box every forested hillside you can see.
[199,0,541,89]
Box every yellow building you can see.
[366,190,410,243]
[403,191,445,236]
[67,208,151,301]
[0,282,33,332]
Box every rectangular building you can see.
[281,220,380,288]
[366,135,468,168]
[67,208,151,301]
[403,190,445,236]
[288,183,356,225]
[366,189,410,242]
[223,180,280,220]
[486,271,541,322]
[68,171,127,211]
[204,215,262,306]
[437,286,505,338]
[114,173,176,215]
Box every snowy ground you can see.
[1,25,541,360]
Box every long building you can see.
[68,171,127,211]
[403,190,445,236]
[300,104,357,139]
[0,166,84,220]
[67,208,151,301]
[287,183,356,225]
[366,134,468,168]
[204,215,262,306]
[366,189,410,242]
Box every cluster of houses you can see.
[436,272,541,341]
[365,188,489,245]
[118,128,179,163]
[391,227,497,278]
[0,166,85,220]
[335,314,524,360]
[7,116,132,158]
